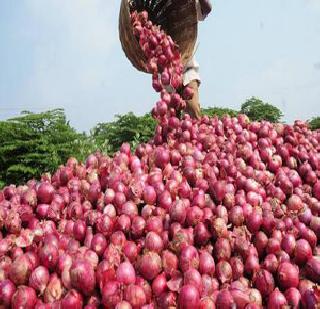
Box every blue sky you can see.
[0,0,320,132]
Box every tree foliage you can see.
[91,112,156,155]
[201,107,238,118]
[0,109,88,185]
[240,97,283,123]
[309,117,320,131]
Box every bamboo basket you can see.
[119,0,198,73]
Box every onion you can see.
[124,284,147,308]
[216,289,235,308]
[138,252,162,280]
[90,233,107,256]
[253,269,274,297]
[277,262,299,289]
[39,244,58,271]
[178,284,200,309]
[152,272,167,297]
[162,250,178,276]
[306,256,320,283]
[102,281,122,308]
[230,256,244,280]
[216,261,232,284]
[281,233,296,256]
[70,259,95,295]
[44,274,62,303]
[116,262,136,285]
[199,251,215,275]
[29,266,50,294]
[115,301,133,309]
[293,239,311,265]
[37,183,55,204]
[12,285,37,309]
[0,279,16,307]
[179,245,199,272]
[284,287,301,308]
[267,288,287,308]
[145,231,164,253]
[214,238,231,261]
[9,254,33,285]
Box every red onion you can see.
[70,259,95,295]
[124,284,147,308]
[123,241,138,262]
[230,256,244,280]
[90,233,107,256]
[0,279,16,307]
[12,285,37,308]
[277,262,299,289]
[9,254,33,285]
[145,231,164,253]
[115,301,133,309]
[253,269,275,297]
[29,266,50,294]
[294,238,312,265]
[178,284,200,309]
[138,252,162,280]
[284,287,301,308]
[37,183,55,204]
[116,261,136,285]
[306,256,320,283]
[263,254,279,273]
[184,268,202,291]
[44,274,62,303]
[39,244,58,271]
[162,250,178,276]
[267,288,287,308]
[216,261,232,284]
[152,272,167,297]
[179,245,199,272]
[214,238,231,261]
[199,250,215,275]
[281,233,296,256]
[102,281,122,308]
[216,289,235,308]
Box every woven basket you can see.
[119,0,198,73]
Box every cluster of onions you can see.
[1,10,320,309]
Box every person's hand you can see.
[199,0,212,18]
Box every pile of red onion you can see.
[0,10,320,309]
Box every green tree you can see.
[0,109,89,185]
[309,117,320,131]
[201,107,238,118]
[91,112,156,155]
[240,97,283,123]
